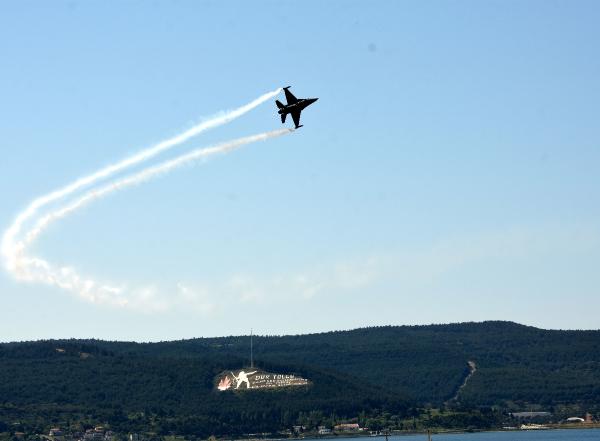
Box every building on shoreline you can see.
[334,423,361,432]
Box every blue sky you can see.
[1,1,599,341]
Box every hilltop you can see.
[1,321,599,436]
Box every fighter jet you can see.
[275,87,318,129]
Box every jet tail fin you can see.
[280,113,287,124]
[275,100,285,109]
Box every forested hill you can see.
[1,321,599,435]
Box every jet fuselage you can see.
[277,98,318,115]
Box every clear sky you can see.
[1,1,599,341]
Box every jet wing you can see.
[284,88,298,104]
[291,110,301,128]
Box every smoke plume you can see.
[1,88,281,273]
[1,90,290,310]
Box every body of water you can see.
[332,430,600,441]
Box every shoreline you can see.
[232,425,600,441]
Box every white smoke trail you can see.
[1,88,281,273]
[24,129,293,247]
[11,128,293,309]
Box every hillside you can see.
[1,321,599,436]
